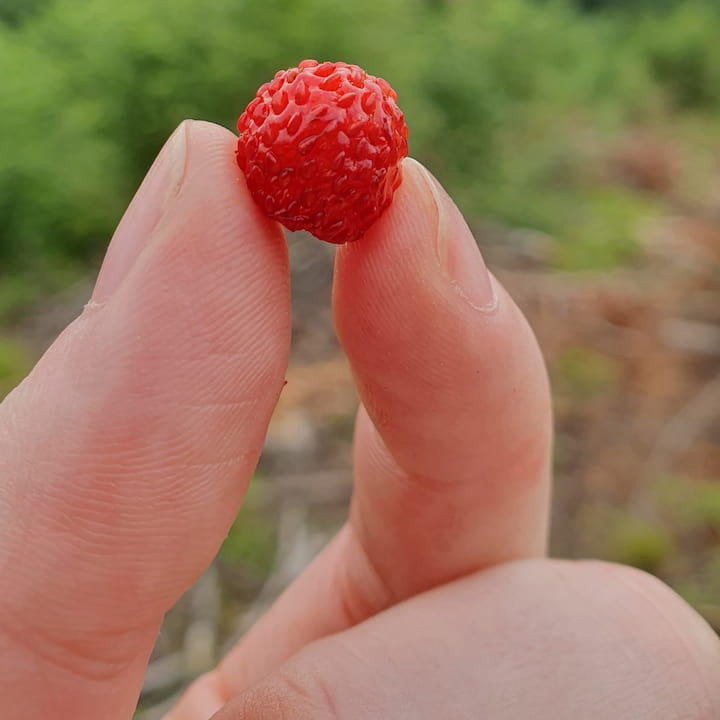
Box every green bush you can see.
[607,517,672,573]
[0,0,716,281]
[633,2,720,110]
[0,337,31,398]
[0,0,48,26]
[570,0,681,12]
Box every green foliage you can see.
[575,502,674,574]
[0,0,48,26]
[631,2,720,110]
[648,477,720,620]
[571,472,720,625]
[554,188,659,271]
[0,0,717,280]
[0,260,81,323]
[0,336,31,398]
[607,517,671,573]
[656,475,720,530]
[0,275,44,323]
[571,0,681,12]
[552,346,618,400]
[219,480,276,575]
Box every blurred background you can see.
[1,0,719,715]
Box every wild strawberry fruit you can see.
[236,59,409,244]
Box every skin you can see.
[0,120,718,720]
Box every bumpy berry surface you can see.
[236,59,409,244]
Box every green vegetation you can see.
[552,346,618,401]
[656,475,720,532]
[606,515,672,573]
[218,479,276,576]
[0,337,30,398]
[1,0,719,280]
[568,475,720,613]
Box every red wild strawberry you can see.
[236,59,409,244]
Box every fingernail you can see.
[409,159,495,310]
[91,120,190,303]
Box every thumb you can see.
[0,121,290,720]
[215,561,720,720]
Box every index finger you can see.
[0,120,291,720]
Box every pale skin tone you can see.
[0,120,718,720]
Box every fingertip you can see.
[177,118,287,250]
[92,119,191,303]
[93,118,287,305]
[334,157,441,309]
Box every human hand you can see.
[0,121,717,720]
